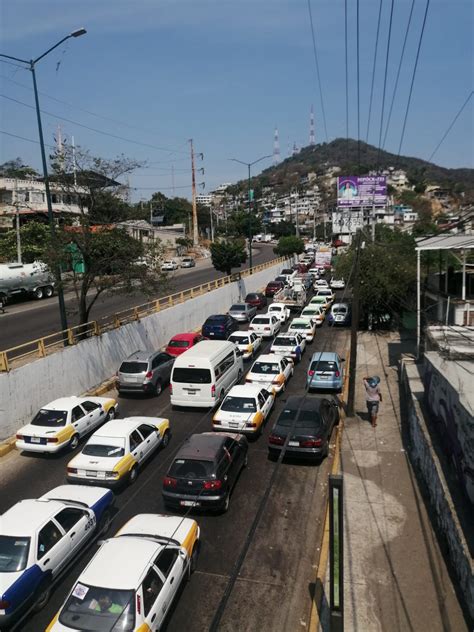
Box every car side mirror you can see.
[340,358,345,362]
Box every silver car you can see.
[228,303,257,322]
[116,350,175,396]
[181,257,196,268]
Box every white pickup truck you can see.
[0,261,55,302]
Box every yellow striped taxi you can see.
[212,384,274,434]
[45,513,200,632]
[67,417,170,487]
[245,353,294,394]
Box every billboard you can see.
[337,176,387,207]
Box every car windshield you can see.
[172,368,212,384]
[252,318,269,325]
[275,277,286,283]
[229,335,249,344]
[31,409,67,427]
[302,309,319,315]
[119,362,147,374]
[0,536,30,572]
[169,459,214,479]
[168,339,190,348]
[312,298,326,303]
[273,337,295,346]
[269,306,281,312]
[277,408,322,428]
[82,438,126,458]
[310,360,338,372]
[221,396,257,412]
[245,295,258,301]
[290,323,310,330]
[59,584,135,632]
[333,307,348,314]
[251,362,279,374]
[206,316,225,323]
[230,305,246,311]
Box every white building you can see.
[196,193,213,207]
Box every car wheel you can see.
[155,380,163,396]
[69,433,80,451]
[33,578,52,612]
[106,407,116,421]
[161,429,170,448]
[98,509,112,535]
[222,494,230,513]
[128,466,138,485]
[34,287,44,300]
[44,285,54,298]
[243,453,248,467]
[237,370,243,382]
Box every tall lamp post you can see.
[229,155,271,271]
[0,28,87,334]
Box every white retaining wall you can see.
[0,263,282,439]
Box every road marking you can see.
[194,570,285,588]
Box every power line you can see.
[397,0,431,157]
[344,0,349,160]
[0,128,56,150]
[366,0,383,144]
[382,0,416,150]
[0,93,189,155]
[428,90,474,163]
[307,0,328,142]
[377,0,395,169]
[356,0,360,170]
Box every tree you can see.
[273,235,305,258]
[227,211,262,238]
[0,221,50,263]
[271,221,295,238]
[210,240,247,276]
[0,158,39,179]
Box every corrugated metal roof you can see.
[415,234,474,251]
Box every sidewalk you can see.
[323,331,468,631]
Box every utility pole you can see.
[347,231,362,417]
[190,139,198,246]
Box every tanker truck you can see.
[0,261,55,302]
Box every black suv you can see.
[162,432,248,512]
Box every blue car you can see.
[307,351,345,392]
[202,314,239,340]
[328,303,352,326]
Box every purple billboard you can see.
[337,176,387,207]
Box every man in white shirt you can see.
[363,376,382,428]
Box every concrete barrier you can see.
[0,263,282,439]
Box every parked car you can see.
[228,302,257,322]
[116,350,175,396]
[228,330,262,360]
[249,314,281,338]
[307,351,345,392]
[165,332,206,357]
[202,314,239,340]
[328,302,352,326]
[162,432,248,512]
[270,332,306,363]
[212,384,274,435]
[16,396,118,454]
[301,305,326,326]
[180,256,196,268]
[330,277,345,290]
[268,395,339,460]
[0,485,114,629]
[265,280,285,297]
[267,302,291,323]
[244,292,267,310]
[246,353,293,393]
[288,318,317,343]
[46,514,200,632]
[67,417,170,487]
[161,259,179,271]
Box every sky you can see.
[0,0,473,201]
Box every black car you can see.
[268,395,339,460]
[162,432,248,512]
[201,314,239,339]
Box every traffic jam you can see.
[1,247,351,632]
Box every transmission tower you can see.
[273,126,280,165]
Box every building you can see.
[196,193,213,207]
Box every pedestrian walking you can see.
[0,295,6,314]
[363,376,382,428]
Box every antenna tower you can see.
[273,126,280,164]
[309,105,315,145]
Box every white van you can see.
[170,340,243,408]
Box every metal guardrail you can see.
[0,257,286,372]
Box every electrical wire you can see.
[307,0,328,142]
[0,128,56,150]
[356,0,360,170]
[366,0,383,144]
[427,90,474,163]
[381,0,416,150]
[344,0,349,160]
[376,0,395,169]
[397,0,431,158]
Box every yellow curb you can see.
[0,436,17,457]
[308,345,350,631]
[87,378,116,397]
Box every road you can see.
[0,244,277,352]
[0,291,350,632]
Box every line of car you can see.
[4,259,347,630]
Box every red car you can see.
[165,332,206,357]
[265,280,284,298]
[245,292,267,310]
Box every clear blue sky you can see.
[1,0,472,201]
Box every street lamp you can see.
[229,155,271,270]
[0,28,87,334]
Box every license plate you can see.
[288,441,300,447]
[30,437,42,444]
[86,471,97,477]
[318,376,328,380]
[229,422,239,428]
[209,332,215,336]
[180,500,199,507]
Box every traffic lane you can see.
[0,243,277,350]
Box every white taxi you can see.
[16,396,118,454]
[301,305,326,326]
[267,302,290,324]
[270,332,306,363]
[0,485,114,629]
[249,314,281,338]
[46,514,200,632]
[288,318,317,343]
[309,295,330,312]
[67,417,170,488]
[228,330,262,360]
[212,384,274,434]
[246,353,293,394]
[313,278,329,290]
[316,288,335,305]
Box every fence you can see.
[0,256,286,372]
